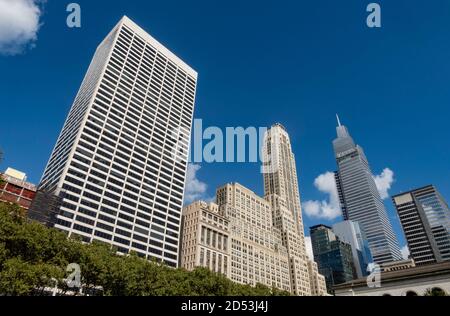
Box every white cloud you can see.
[401,245,410,260]
[305,236,314,261]
[303,171,341,220]
[184,163,210,204]
[304,168,395,220]
[0,0,44,55]
[373,168,394,200]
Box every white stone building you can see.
[334,262,450,296]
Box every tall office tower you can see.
[333,116,402,264]
[261,123,313,295]
[310,224,356,292]
[180,201,230,276]
[332,220,373,278]
[393,185,450,265]
[29,16,197,267]
[216,183,292,293]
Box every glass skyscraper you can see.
[333,116,402,264]
[332,220,373,278]
[393,185,450,265]
[310,224,355,293]
[29,16,197,267]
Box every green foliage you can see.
[0,258,64,296]
[423,287,447,296]
[0,202,291,296]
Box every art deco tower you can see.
[29,16,197,268]
[262,123,312,295]
[333,116,402,264]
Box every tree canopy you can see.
[0,202,291,296]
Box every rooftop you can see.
[333,261,450,290]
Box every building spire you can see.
[335,114,351,139]
[336,114,342,127]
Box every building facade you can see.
[307,260,328,296]
[380,259,416,272]
[181,181,327,295]
[179,123,326,295]
[29,16,197,267]
[393,185,450,265]
[216,183,292,293]
[332,220,373,278]
[0,168,37,210]
[180,201,230,276]
[333,116,402,264]
[310,224,356,292]
[262,123,315,295]
[334,262,450,296]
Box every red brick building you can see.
[0,168,37,210]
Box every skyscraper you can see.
[216,183,292,292]
[333,116,402,264]
[29,16,197,267]
[393,185,450,265]
[332,220,373,278]
[179,123,327,295]
[180,182,327,296]
[310,224,356,292]
[262,123,314,295]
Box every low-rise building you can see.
[381,259,416,272]
[334,261,450,296]
[0,168,37,210]
[180,201,230,276]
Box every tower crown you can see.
[335,115,350,138]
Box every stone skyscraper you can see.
[333,116,402,264]
[29,16,197,267]
[180,123,327,296]
[262,123,314,295]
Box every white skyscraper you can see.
[29,16,197,267]
[262,123,316,295]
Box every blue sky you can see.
[1,0,450,253]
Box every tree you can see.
[0,258,63,296]
[0,201,293,296]
[424,287,447,296]
[0,149,4,187]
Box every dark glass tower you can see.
[310,224,355,293]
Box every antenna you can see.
[336,114,342,127]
